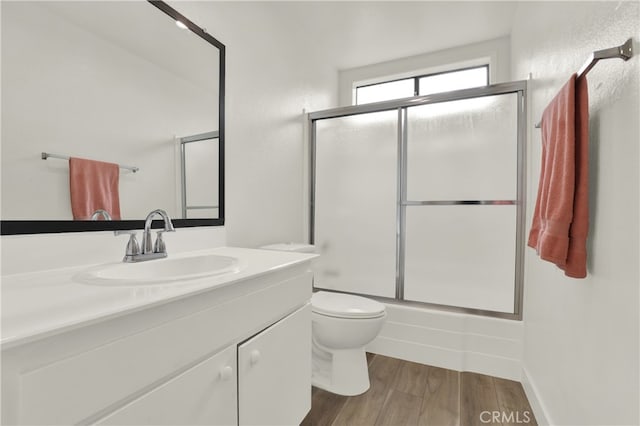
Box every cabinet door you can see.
[95,345,237,426]
[238,304,311,426]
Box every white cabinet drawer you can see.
[238,304,311,426]
[95,345,237,426]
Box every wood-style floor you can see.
[301,353,537,426]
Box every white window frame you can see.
[354,64,490,105]
[338,36,511,106]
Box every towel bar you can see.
[41,152,139,173]
[535,38,633,128]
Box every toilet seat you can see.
[311,291,386,319]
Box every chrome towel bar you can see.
[41,152,139,173]
[535,38,633,128]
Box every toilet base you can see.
[312,341,370,396]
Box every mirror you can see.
[1,0,225,234]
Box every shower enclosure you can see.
[180,131,220,219]
[309,81,527,319]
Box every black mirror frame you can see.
[1,0,225,235]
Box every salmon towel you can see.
[528,74,589,278]
[69,157,121,220]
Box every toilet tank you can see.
[260,243,316,253]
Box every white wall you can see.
[168,2,337,248]
[511,2,639,425]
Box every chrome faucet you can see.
[90,209,112,221]
[115,209,175,263]
[141,209,175,255]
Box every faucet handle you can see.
[114,230,141,256]
[154,231,167,254]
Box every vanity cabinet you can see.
[1,259,313,426]
[238,304,311,425]
[96,304,311,426]
[96,345,238,425]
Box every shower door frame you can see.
[308,80,527,320]
[179,130,220,219]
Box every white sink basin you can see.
[75,254,241,285]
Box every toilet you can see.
[260,243,387,396]
[310,291,386,395]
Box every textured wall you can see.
[511,2,639,425]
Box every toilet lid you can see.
[311,291,386,319]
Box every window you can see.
[355,65,489,105]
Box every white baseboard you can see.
[521,367,551,426]
[366,303,524,381]
[368,336,463,372]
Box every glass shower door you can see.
[313,111,398,298]
[309,81,526,318]
[403,93,520,313]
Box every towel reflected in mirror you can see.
[69,157,121,220]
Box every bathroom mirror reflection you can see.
[0,0,225,234]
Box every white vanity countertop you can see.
[1,247,317,349]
